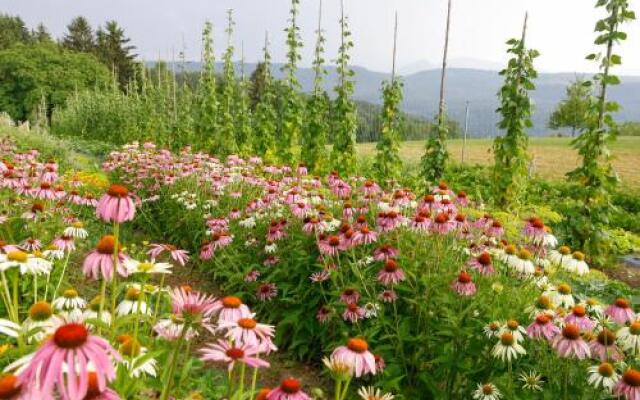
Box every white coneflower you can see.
[264,242,278,254]
[510,249,535,276]
[0,250,51,275]
[519,370,544,392]
[548,245,572,269]
[565,251,589,275]
[42,245,64,260]
[587,362,620,392]
[116,287,150,316]
[52,288,87,311]
[492,332,526,363]
[118,337,158,378]
[483,321,502,339]
[499,320,527,343]
[63,221,88,239]
[83,296,112,326]
[617,320,640,356]
[553,283,576,308]
[124,259,172,275]
[363,303,380,318]
[0,318,21,338]
[472,383,502,400]
[239,216,256,229]
[22,301,61,343]
[357,386,395,400]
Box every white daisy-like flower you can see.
[116,287,151,316]
[499,320,527,343]
[357,386,395,400]
[120,343,158,378]
[587,362,619,392]
[0,318,21,337]
[519,370,544,392]
[548,246,572,268]
[124,259,172,275]
[42,247,64,260]
[239,217,256,229]
[363,303,380,318]
[617,321,640,355]
[565,251,589,275]
[264,242,278,254]
[483,321,503,339]
[0,251,53,275]
[552,284,575,308]
[23,301,62,343]
[63,222,88,239]
[472,383,502,400]
[82,308,112,327]
[491,332,526,363]
[52,288,87,311]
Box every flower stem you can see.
[249,367,259,399]
[160,322,189,400]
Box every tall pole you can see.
[391,11,398,82]
[461,101,469,163]
[437,0,452,127]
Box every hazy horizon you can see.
[2,0,639,76]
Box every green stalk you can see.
[50,251,71,301]
[339,378,351,400]
[237,362,246,400]
[249,367,259,399]
[160,322,189,400]
[334,379,342,400]
[97,278,107,335]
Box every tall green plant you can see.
[420,0,453,185]
[566,0,635,259]
[330,0,358,175]
[374,13,403,185]
[278,0,304,163]
[217,10,239,156]
[301,0,329,174]
[236,47,253,155]
[253,33,278,162]
[492,15,538,208]
[194,22,219,152]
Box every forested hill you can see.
[150,61,640,136]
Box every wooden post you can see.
[391,11,398,82]
[437,0,452,127]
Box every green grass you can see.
[356,136,640,189]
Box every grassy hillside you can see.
[356,136,640,189]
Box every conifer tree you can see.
[253,32,278,162]
[374,12,404,185]
[95,21,137,90]
[216,10,239,156]
[194,22,219,152]
[302,0,329,174]
[62,16,95,53]
[331,0,358,175]
[236,45,253,155]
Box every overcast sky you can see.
[2,0,639,75]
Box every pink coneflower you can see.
[410,211,431,232]
[590,329,623,362]
[467,252,495,275]
[486,220,504,237]
[34,182,56,200]
[20,238,41,252]
[40,163,58,184]
[264,255,280,266]
[229,208,241,219]
[310,270,330,283]
[551,324,590,359]
[257,283,278,301]
[302,217,327,234]
[373,244,399,261]
[331,180,351,198]
[456,191,469,207]
[431,213,454,235]
[331,338,377,377]
[83,235,128,281]
[564,305,595,331]
[82,372,120,400]
[526,314,560,341]
[212,296,251,323]
[52,235,75,252]
[316,306,332,323]
[200,339,270,371]
[451,271,476,296]
[318,235,342,256]
[378,289,398,303]
[0,374,47,399]
[170,287,217,332]
[18,323,120,399]
[291,202,311,218]
[606,298,636,325]
[362,180,381,196]
[96,184,136,223]
[267,378,311,400]
[245,270,261,282]
[210,230,233,250]
[523,217,546,241]
[377,259,406,286]
[614,369,640,400]
[147,243,190,266]
[342,303,366,323]
[351,226,378,246]
[218,315,277,353]
[340,288,361,304]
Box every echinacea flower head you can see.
[551,324,590,359]
[472,383,502,400]
[588,362,619,392]
[614,369,640,400]
[491,332,526,363]
[199,339,269,372]
[617,320,640,355]
[357,386,395,400]
[519,370,544,392]
[0,319,21,338]
[18,322,121,400]
[147,243,189,266]
[96,184,136,223]
[82,235,127,281]
[606,298,636,325]
[266,378,311,400]
[64,222,88,239]
[331,338,377,378]
[52,289,87,312]
[212,296,251,323]
[170,287,217,331]
[451,271,476,297]
[322,356,353,381]
[526,314,560,341]
[124,259,172,275]
[0,374,48,400]
[217,314,277,354]
[590,328,623,362]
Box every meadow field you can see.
[357,136,640,189]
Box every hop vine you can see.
[217,10,239,156]
[252,33,278,162]
[194,21,218,152]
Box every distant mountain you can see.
[148,61,640,136]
